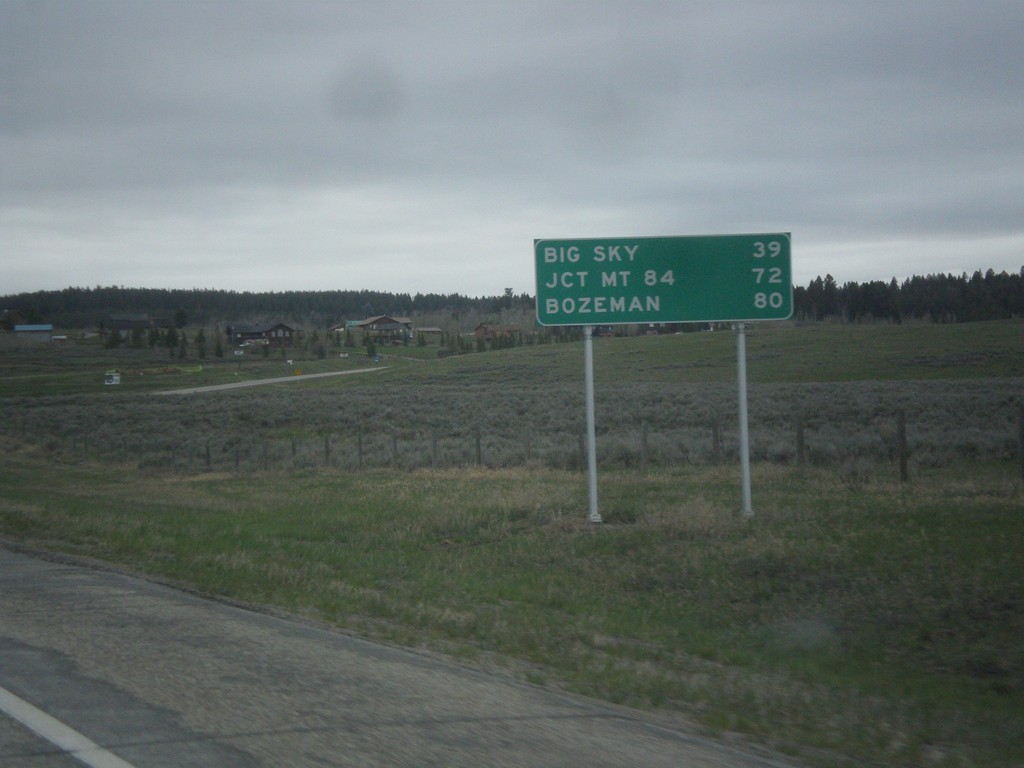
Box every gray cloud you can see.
[2,0,1022,296]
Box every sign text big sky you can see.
[534,234,792,326]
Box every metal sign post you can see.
[583,325,601,523]
[736,322,753,517]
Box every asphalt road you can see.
[0,547,796,768]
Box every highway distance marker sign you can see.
[535,233,792,326]
[534,233,793,522]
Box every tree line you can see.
[2,269,1021,330]
[0,286,534,330]
[792,268,1023,323]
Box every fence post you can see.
[711,421,721,465]
[432,430,438,468]
[324,434,331,466]
[897,409,909,482]
[796,418,806,467]
[234,444,240,473]
[640,422,649,469]
[475,425,482,465]
[1018,405,1024,490]
[392,429,399,465]
[262,441,268,471]
[357,429,364,469]
[524,430,532,463]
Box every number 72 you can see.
[752,267,783,284]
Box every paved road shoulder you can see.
[0,546,794,768]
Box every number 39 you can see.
[752,241,782,258]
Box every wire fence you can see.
[8,404,1023,485]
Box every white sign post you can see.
[736,323,753,517]
[583,325,601,523]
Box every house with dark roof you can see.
[225,321,298,348]
[355,315,414,344]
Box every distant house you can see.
[13,324,54,343]
[474,323,519,341]
[328,319,362,336]
[264,322,298,347]
[356,315,413,344]
[225,321,298,348]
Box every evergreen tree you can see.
[165,326,178,356]
[194,328,207,359]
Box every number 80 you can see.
[755,292,784,309]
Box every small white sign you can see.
[104,373,121,385]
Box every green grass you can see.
[3,319,1023,397]
[0,340,393,397]
[584,320,1024,384]
[3,319,1023,765]
[1,446,1021,767]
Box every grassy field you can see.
[1,451,1020,767]
[1,319,1023,767]
[1,323,1020,475]
[2,319,1023,398]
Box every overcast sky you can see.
[2,1,1022,298]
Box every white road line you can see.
[0,684,137,768]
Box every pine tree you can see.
[194,328,207,359]
[165,326,178,356]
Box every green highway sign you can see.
[534,233,792,326]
